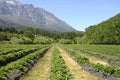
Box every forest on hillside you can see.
[83,13,120,44]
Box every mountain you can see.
[0,0,76,32]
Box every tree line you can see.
[81,13,120,44]
[0,27,84,44]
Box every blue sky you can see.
[16,0,120,31]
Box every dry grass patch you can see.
[77,51,109,66]
[58,48,99,80]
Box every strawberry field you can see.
[0,44,120,80]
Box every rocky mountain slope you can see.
[0,0,76,31]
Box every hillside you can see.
[0,0,76,32]
[84,13,120,44]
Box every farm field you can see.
[0,0,120,80]
[0,44,120,80]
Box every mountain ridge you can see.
[0,0,76,32]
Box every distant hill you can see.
[85,13,120,44]
[0,0,76,32]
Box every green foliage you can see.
[62,45,120,78]
[84,13,120,44]
[33,27,84,40]
[22,37,33,44]
[50,48,73,80]
[0,32,8,41]
[0,45,49,79]
[0,32,19,41]
[10,37,23,44]
[74,37,88,44]
[59,39,74,44]
[61,32,84,39]
[62,44,120,64]
[10,37,32,44]
[23,27,35,40]
[34,36,52,44]
[3,27,17,33]
[0,48,37,66]
[0,26,84,42]
[23,31,34,40]
[74,37,81,44]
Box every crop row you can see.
[64,44,120,57]
[62,44,120,66]
[79,50,120,66]
[0,46,50,79]
[50,47,72,80]
[71,48,120,66]
[63,47,120,79]
[0,48,23,55]
[0,45,47,67]
[0,45,42,55]
[0,48,38,66]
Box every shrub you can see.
[10,37,32,44]
[22,37,33,44]
[10,37,24,44]
[34,36,50,44]
[59,39,73,44]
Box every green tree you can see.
[85,13,120,44]
[34,36,51,44]
[23,31,34,40]
[59,39,74,44]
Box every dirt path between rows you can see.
[20,47,53,80]
[58,47,99,80]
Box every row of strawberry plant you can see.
[81,45,120,57]
[0,44,48,55]
[78,48,120,66]
[50,47,73,80]
[81,50,120,66]
[0,48,23,55]
[64,44,120,57]
[0,48,38,66]
[62,44,120,66]
[69,47,120,66]
[0,46,50,79]
[0,45,44,55]
[63,47,120,79]
[0,45,48,66]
